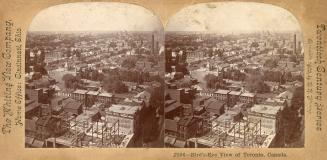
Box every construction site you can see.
[44,106,136,148]
[187,118,276,148]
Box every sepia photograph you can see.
[164,2,304,148]
[2,0,327,159]
[24,2,165,148]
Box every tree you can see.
[62,73,82,89]
[290,55,298,63]
[204,74,226,89]
[264,58,278,68]
[121,56,137,69]
[34,63,48,75]
[291,86,304,110]
[251,42,259,48]
[245,74,270,93]
[281,85,304,145]
[103,76,128,93]
[149,85,164,111]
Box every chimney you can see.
[294,34,297,54]
[152,33,155,54]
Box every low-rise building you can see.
[239,92,256,104]
[71,89,88,102]
[214,89,230,101]
[105,104,141,135]
[228,91,241,107]
[98,92,114,106]
[248,104,283,135]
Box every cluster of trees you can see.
[149,84,164,115]
[221,69,246,81]
[263,70,286,84]
[103,68,162,84]
[101,69,163,94]
[250,41,259,48]
[204,74,226,89]
[281,85,304,146]
[264,58,278,68]
[102,75,128,93]
[245,74,270,93]
[121,56,137,69]
[33,63,48,75]
[263,70,304,83]
[77,68,104,81]
[62,74,83,90]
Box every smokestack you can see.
[294,34,297,54]
[152,33,155,54]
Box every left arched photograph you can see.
[25,2,165,148]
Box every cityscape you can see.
[25,31,165,148]
[24,2,304,148]
[164,31,304,148]
[163,2,304,148]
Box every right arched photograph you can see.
[164,2,304,148]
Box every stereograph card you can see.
[0,0,326,160]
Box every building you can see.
[26,88,44,103]
[214,89,230,101]
[204,98,226,116]
[98,92,114,106]
[105,104,141,135]
[228,91,241,107]
[165,100,183,119]
[71,89,88,102]
[239,92,256,104]
[25,100,41,119]
[247,104,283,135]
[164,116,202,147]
[86,91,99,107]
[62,98,83,115]
[177,117,201,140]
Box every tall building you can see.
[294,34,297,54]
[152,33,155,54]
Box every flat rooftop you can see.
[250,104,282,115]
[215,89,230,94]
[108,104,139,115]
[99,92,113,97]
[87,91,99,95]
[229,91,241,96]
[73,89,88,94]
[241,92,255,97]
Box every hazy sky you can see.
[167,2,301,33]
[29,2,163,32]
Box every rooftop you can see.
[165,101,182,113]
[241,92,255,97]
[108,104,139,115]
[99,92,113,97]
[87,91,99,96]
[73,89,88,94]
[229,91,241,96]
[249,104,282,115]
[215,89,230,94]
[26,101,40,113]
[165,119,178,132]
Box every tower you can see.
[294,34,297,54]
[152,33,155,54]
